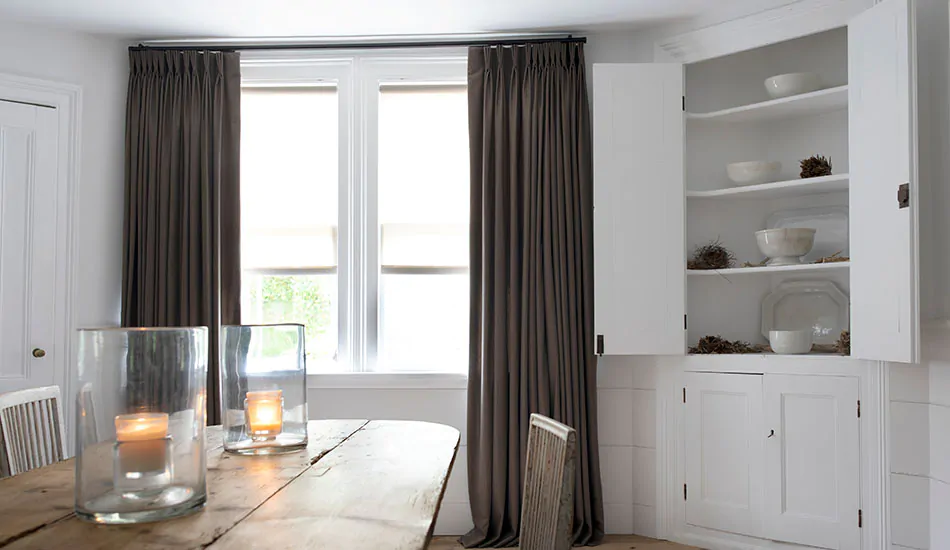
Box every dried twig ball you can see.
[689,335,757,355]
[800,155,833,178]
[688,239,735,270]
[836,330,850,355]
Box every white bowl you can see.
[764,72,823,99]
[769,329,813,354]
[726,161,781,186]
[755,228,816,265]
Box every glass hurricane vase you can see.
[221,324,308,454]
[75,327,208,524]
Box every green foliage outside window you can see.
[246,275,335,363]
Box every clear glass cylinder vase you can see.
[75,327,208,524]
[221,324,308,454]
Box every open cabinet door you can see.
[592,64,685,356]
[848,0,919,363]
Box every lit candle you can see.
[116,412,169,442]
[113,412,171,490]
[245,390,283,438]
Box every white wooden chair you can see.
[519,413,577,550]
[0,386,66,476]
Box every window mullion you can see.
[361,61,381,372]
[336,60,357,373]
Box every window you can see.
[240,53,469,374]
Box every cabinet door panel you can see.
[763,374,860,550]
[592,64,684,355]
[684,372,764,538]
[849,0,919,363]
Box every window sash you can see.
[240,51,468,373]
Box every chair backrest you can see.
[519,413,577,550]
[0,386,66,476]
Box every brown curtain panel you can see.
[463,42,604,547]
[122,50,242,425]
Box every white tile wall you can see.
[890,364,930,403]
[598,389,636,446]
[929,405,950,484]
[891,402,930,476]
[596,357,658,537]
[891,474,931,550]
[603,503,634,534]
[888,325,950,550]
[632,503,658,539]
[930,479,950,550]
[630,390,657,448]
[632,446,656,507]
[601,446,635,505]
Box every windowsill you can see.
[307,372,468,390]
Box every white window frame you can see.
[240,49,469,385]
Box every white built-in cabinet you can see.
[684,372,860,550]
[593,0,921,364]
[591,0,943,548]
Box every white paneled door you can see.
[848,0,919,363]
[684,372,764,539]
[0,100,59,392]
[763,374,860,550]
[592,63,685,356]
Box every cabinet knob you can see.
[32,348,46,359]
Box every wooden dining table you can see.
[0,419,460,550]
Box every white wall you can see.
[0,21,128,330]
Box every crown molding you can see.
[655,0,874,64]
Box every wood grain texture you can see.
[0,420,368,550]
[211,420,460,550]
[0,423,233,546]
[0,459,74,546]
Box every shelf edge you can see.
[686,84,849,121]
[686,173,850,199]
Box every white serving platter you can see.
[761,280,850,345]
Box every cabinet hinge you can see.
[858,509,863,528]
[596,334,604,355]
[857,400,861,418]
[683,388,687,403]
[684,483,688,500]
[898,183,910,209]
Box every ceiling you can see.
[0,0,793,40]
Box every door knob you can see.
[32,348,46,358]
[767,429,775,438]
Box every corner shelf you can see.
[686,85,848,124]
[687,261,849,276]
[686,173,849,199]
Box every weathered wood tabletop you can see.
[0,419,460,550]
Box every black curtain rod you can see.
[130,35,586,52]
